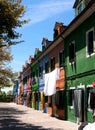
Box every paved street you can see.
[0,103,79,130]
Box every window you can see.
[75,0,84,16]
[54,30,58,39]
[69,41,75,63]
[42,41,46,50]
[39,66,42,77]
[23,77,27,84]
[44,96,48,103]
[32,71,35,78]
[86,28,94,56]
[42,44,45,51]
[77,3,82,14]
[68,89,74,108]
[48,96,52,107]
[32,71,36,84]
[35,69,38,81]
[45,61,49,73]
[87,87,95,110]
[59,50,65,67]
[55,90,64,109]
[50,57,55,71]
[87,87,92,109]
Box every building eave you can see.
[62,0,95,38]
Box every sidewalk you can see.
[0,102,79,130]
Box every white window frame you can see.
[76,0,83,15]
[86,27,95,57]
[77,2,82,14]
[69,87,75,109]
[50,57,55,71]
[69,41,75,64]
[86,85,93,112]
[58,49,64,68]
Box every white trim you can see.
[87,108,93,112]
[69,40,75,45]
[60,67,64,69]
[58,49,64,67]
[70,87,75,89]
[75,0,85,16]
[86,84,93,88]
[70,106,74,109]
[77,84,85,89]
[69,41,76,64]
[69,88,75,109]
[86,27,95,57]
[77,1,83,15]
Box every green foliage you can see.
[0,92,14,102]
[0,0,28,88]
[0,0,28,47]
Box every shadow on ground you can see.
[0,105,57,130]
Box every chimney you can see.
[53,22,67,39]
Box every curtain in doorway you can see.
[90,88,95,109]
[74,89,82,118]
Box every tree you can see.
[0,0,28,88]
[7,90,13,95]
[0,0,28,47]
[0,46,13,88]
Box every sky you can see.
[10,0,75,73]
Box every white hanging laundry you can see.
[44,68,60,96]
[83,122,95,130]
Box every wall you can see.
[65,12,95,123]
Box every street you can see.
[0,103,78,130]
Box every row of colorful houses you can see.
[13,0,95,124]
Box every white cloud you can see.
[23,0,74,26]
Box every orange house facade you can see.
[46,22,66,119]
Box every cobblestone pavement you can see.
[0,102,79,130]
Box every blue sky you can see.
[10,0,75,72]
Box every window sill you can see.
[87,108,93,112]
[70,106,74,109]
[86,52,95,58]
[69,61,75,65]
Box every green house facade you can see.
[63,0,95,123]
[31,61,39,109]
